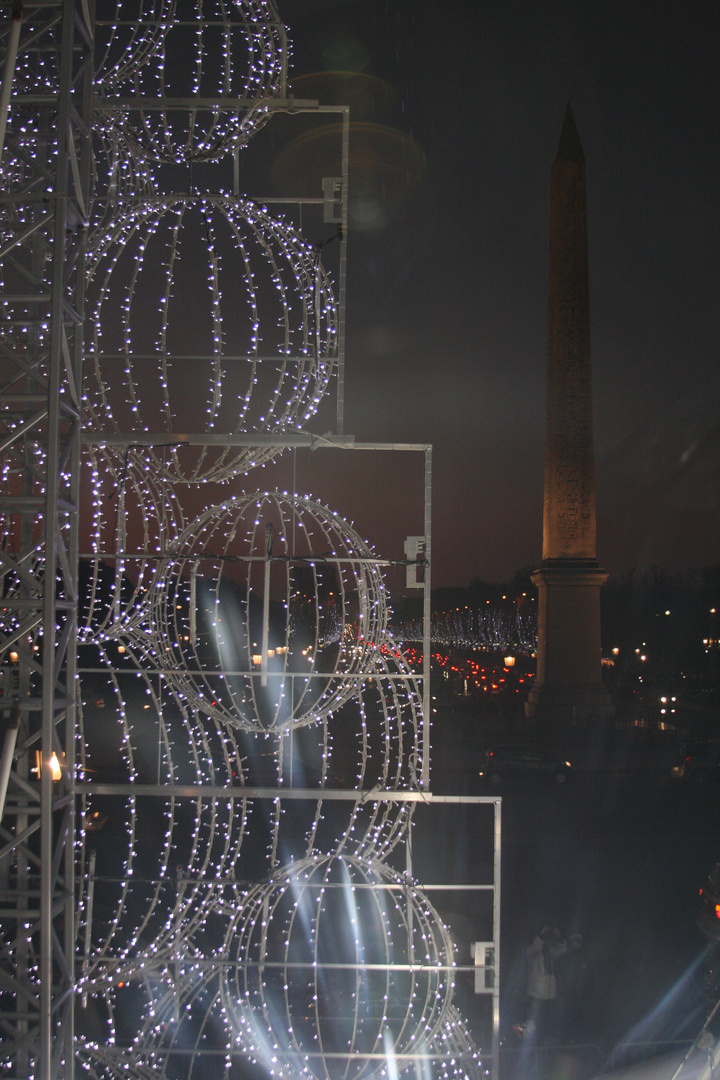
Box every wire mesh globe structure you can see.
[428,1005,490,1080]
[6,0,283,162]
[94,0,175,90]
[76,642,250,991]
[71,646,427,1074]
[76,953,223,1080]
[0,3,494,1075]
[74,969,486,1080]
[220,851,456,1080]
[141,491,389,732]
[8,1,174,93]
[189,647,424,885]
[79,445,191,643]
[93,0,287,165]
[83,195,338,483]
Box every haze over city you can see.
[282,0,719,587]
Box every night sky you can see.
[276,0,720,589]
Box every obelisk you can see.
[525,105,613,723]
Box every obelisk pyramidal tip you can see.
[555,103,585,164]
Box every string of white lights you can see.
[79,446,190,640]
[83,195,338,483]
[221,850,456,1080]
[0,1,493,1074]
[93,1,287,164]
[136,491,388,731]
[76,642,250,991]
[425,1005,490,1080]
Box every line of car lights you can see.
[389,644,534,695]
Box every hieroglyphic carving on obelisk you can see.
[525,105,613,723]
[543,104,596,562]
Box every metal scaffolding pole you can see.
[0,2,93,1076]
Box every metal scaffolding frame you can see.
[1,7,502,1078]
[74,435,502,1080]
[0,2,94,1077]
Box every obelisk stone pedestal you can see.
[526,561,612,721]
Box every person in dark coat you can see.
[514,925,567,1043]
[556,933,594,1041]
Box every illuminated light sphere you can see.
[89,128,159,238]
[222,851,456,1080]
[84,196,338,483]
[0,444,181,652]
[76,642,248,991]
[0,3,167,241]
[88,958,227,1079]
[94,0,287,164]
[142,491,388,731]
[79,445,191,642]
[76,956,223,1079]
[94,0,174,89]
[171,649,424,887]
[428,1004,489,1080]
[8,2,173,92]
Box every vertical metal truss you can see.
[0,2,93,1077]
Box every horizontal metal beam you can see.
[91,96,349,114]
[82,432,431,452]
[75,1048,482,1062]
[76,553,417,568]
[76,783,496,805]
